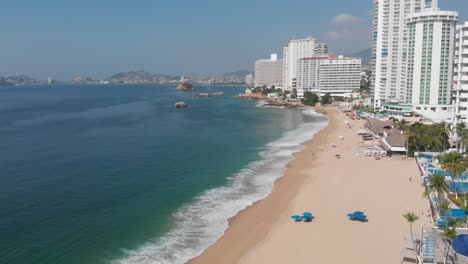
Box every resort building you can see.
[453,22,468,125]
[364,118,393,139]
[296,55,361,98]
[282,36,316,90]
[381,102,413,116]
[372,0,439,108]
[314,43,328,56]
[254,53,283,88]
[380,129,407,153]
[405,10,458,122]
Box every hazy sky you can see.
[1,0,467,80]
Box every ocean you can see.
[0,84,328,264]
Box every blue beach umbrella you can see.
[347,213,355,218]
[354,211,364,215]
[291,215,302,220]
[303,212,313,218]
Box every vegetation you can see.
[320,93,332,105]
[443,226,457,262]
[424,173,450,213]
[455,122,468,153]
[438,152,468,199]
[301,92,319,106]
[358,71,372,95]
[404,122,451,156]
[448,193,468,210]
[291,88,298,99]
[402,212,419,259]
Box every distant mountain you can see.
[72,76,102,85]
[349,48,372,64]
[0,75,44,86]
[216,70,252,84]
[106,71,180,84]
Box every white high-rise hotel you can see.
[372,0,439,107]
[454,22,468,124]
[254,53,283,88]
[282,37,316,89]
[406,10,458,120]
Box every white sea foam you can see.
[113,110,328,264]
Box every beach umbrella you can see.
[303,212,313,219]
[354,211,364,215]
[291,215,302,220]
[347,213,355,218]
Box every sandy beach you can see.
[188,107,431,264]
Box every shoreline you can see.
[187,106,332,263]
[188,106,430,264]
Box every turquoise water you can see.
[0,84,328,264]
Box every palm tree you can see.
[424,173,450,212]
[403,212,419,260]
[443,226,458,263]
[439,122,452,152]
[455,122,466,152]
[439,201,451,221]
[395,119,409,131]
[405,126,420,157]
[460,128,468,154]
[439,152,468,199]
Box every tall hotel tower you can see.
[406,10,458,121]
[372,0,439,107]
[282,36,316,90]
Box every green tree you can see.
[393,119,409,131]
[402,212,419,260]
[291,88,298,99]
[359,71,372,95]
[439,152,468,199]
[301,91,319,106]
[424,173,450,213]
[443,226,457,263]
[320,93,332,105]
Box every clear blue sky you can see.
[1,0,466,80]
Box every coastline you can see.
[188,106,430,264]
[187,106,332,263]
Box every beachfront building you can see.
[296,55,361,98]
[254,53,283,88]
[364,118,393,139]
[380,129,407,153]
[314,43,328,56]
[405,10,458,122]
[282,36,316,90]
[372,0,439,108]
[453,22,468,125]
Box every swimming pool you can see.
[448,181,468,193]
[454,234,468,257]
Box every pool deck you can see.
[422,228,468,264]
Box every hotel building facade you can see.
[296,55,361,99]
[282,37,316,90]
[453,22,468,124]
[405,10,458,122]
[372,0,439,108]
[254,53,283,88]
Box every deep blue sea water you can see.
[0,84,327,264]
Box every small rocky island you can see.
[176,81,194,90]
[195,92,224,98]
[175,102,188,108]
